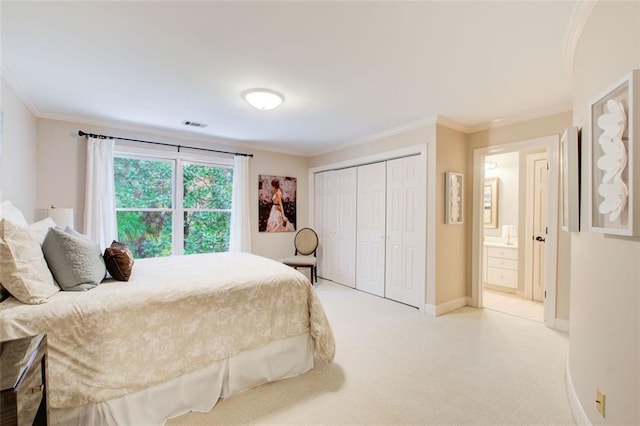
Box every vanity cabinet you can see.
[484,245,518,290]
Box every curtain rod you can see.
[77,130,253,157]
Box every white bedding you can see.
[0,252,335,409]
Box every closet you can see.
[315,154,426,308]
[315,168,356,287]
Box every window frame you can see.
[114,143,234,256]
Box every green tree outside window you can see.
[114,156,232,258]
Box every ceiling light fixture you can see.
[242,88,284,111]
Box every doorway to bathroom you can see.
[471,136,559,327]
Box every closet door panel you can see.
[385,159,405,303]
[401,155,425,307]
[356,162,386,297]
[385,156,425,308]
[314,172,328,279]
[333,168,357,287]
[322,171,339,281]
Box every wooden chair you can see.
[280,228,318,283]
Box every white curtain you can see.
[229,155,252,252]
[84,137,117,251]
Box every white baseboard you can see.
[555,318,570,333]
[566,356,591,425]
[423,304,436,316]
[434,296,469,316]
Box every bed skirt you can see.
[51,333,314,426]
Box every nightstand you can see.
[0,334,49,426]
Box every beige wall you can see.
[1,79,38,221]
[35,118,309,261]
[435,124,468,305]
[467,111,573,320]
[570,1,640,424]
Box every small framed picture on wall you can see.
[445,172,463,224]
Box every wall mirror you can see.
[483,177,498,228]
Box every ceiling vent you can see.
[182,120,207,128]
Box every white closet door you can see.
[386,159,405,303]
[333,168,357,287]
[385,156,425,308]
[321,171,338,281]
[314,172,328,279]
[356,162,386,296]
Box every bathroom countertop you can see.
[483,241,518,249]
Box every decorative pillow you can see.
[29,217,57,245]
[0,201,29,227]
[0,204,30,300]
[104,241,135,281]
[63,226,88,239]
[42,227,106,291]
[0,219,59,304]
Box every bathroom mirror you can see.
[483,177,498,228]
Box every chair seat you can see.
[280,255,317,267]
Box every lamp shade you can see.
[48,207,74,229]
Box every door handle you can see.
[535,236,545,242]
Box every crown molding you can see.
[563,0,598,82]
[466,103,573,133]
[37,111,310,158]
[1,64,41,116]
[311,115,471,157]
[434,116,471,133]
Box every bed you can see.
[0,251,335,425]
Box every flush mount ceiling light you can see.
[242,88,284,111]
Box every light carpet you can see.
[168,280,575,425]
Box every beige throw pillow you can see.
[0,219,59,304]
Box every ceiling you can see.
[1,1,578,156]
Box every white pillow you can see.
[0,219,59,304]
[0,201,29,227]
[29,217,57,246]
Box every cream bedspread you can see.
[0,253,335,409]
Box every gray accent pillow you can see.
[42,227,106,291]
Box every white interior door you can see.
[530,153,548,302]
[334,168,357,287]
[356,162,386,296]
[385,156,425,308]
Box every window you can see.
[114,152,233,258]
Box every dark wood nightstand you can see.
[0,334,49,426]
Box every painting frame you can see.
[258,174,297,233]
[588,69,639,236]
[560,126,581,232]
[445,171,463,224]
[483,177,498,229]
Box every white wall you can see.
[0,78,37,220]
[35,118,309,261]
[569,1,640,424]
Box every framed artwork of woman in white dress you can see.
[258,174,297,232]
